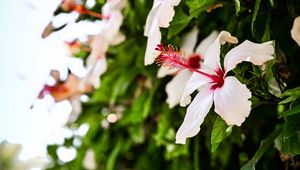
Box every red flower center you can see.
[187,54,202,69]
[210,68,225,90]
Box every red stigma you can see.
[187,54,202,69]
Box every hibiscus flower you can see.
[156,31,274,144]
[157,27,218,108]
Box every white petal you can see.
[157,0,181,28]
[167,0,181,6]
[84,58,107,88]
[52,12,79,28]
[56,20,103,41]
[157,66,177,78]
[144,25,161,65]
[144,3,160,36]
[195,30,219,57]
[102,0,126,13]
[166,69,192,108]
[181,27,199,57]
[69,96,82,122]
[213,76,252,126]
[203,31,238,70]
[291,16,300,46]
[224,40,274,73]
[176,85,213,144]
[101,11,123,41]
[109,32,126,45]
[87,37,109,66]
[180,70,211,107]
[83,149,97,170]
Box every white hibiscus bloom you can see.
[155,31,274,144]
[158,27,218,108]
[144,0,181,65]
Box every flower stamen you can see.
[155,44,212,78]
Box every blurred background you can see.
[1,0,300,170]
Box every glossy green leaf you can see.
[211,116,233,153]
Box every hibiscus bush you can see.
[44,0,300,169]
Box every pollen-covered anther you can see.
[155,44,187,73]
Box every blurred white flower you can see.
[84,0,126,88]
[0,142,48,170]
[83,148,97,170]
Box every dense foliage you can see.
[45,0,300,169]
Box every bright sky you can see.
[0,0,73,161]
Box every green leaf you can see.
[282,114,300,139]
[268,0,274,7]
[280,96,298,104]
[280,86,300,104]
[106,139,123,170]
[251,0,262,37]
[120,90,150,124]
[111,68,138,103]
[275,132,300,156]
[211,116,233,153]
[153,105,173,146]
[168,8,193,39]
[129,124,145,144]
[281,104,300,117]
[241,126,282,170]
[185,0,217,17]
[261,13,270,42]
[233,0,240,16]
